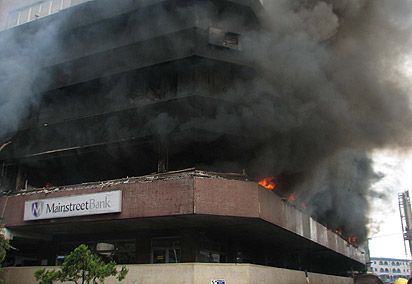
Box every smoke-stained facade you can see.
[0,0,411,281]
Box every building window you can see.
[198,250,222,263]
[197,238,226,263]
[57,239,137,265]
[380,268,384,272]
[7,0,73,28]
[208,27,241,51]
[151,237,181,264]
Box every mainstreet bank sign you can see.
[24,191,122,221]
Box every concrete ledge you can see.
[1,263,353,284]
[0,171,365,265]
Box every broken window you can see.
[208,27,241,51]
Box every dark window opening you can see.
[208,27,241,50]
[151,237,181,264]
[57,239,137,265]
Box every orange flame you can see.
[258,177,277,191]
[335,228,343,236]
[288,193,297,202]
[347,235,358,245]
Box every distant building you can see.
[370,257,411,283]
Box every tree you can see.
[35,244,128,284]
[0,228,9,265]
[0,226,10,284]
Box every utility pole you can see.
[398,191,412,277]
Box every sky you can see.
[368,52,412,260]
[369,151,412,259]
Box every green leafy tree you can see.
[34,244,128,284]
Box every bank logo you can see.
[31,201,44,217]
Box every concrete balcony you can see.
[0,170,366,274]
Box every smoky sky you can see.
[241,0,412,241]
[1,0,412,242]
[186,0,412,241]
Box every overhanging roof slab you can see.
[0,170,365,265]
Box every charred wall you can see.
[0,0,261,188]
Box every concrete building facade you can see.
[0,0,366,283]
[0,0,90,30]
[370,257,411,284]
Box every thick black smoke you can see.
[184,0,412,241]
[241,0,412,241]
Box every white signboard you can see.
[24,191,122,221]
[211,280,225,284]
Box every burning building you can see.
[0,0,411,283]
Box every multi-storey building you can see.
[0,0,366,283]
[0,0,91,30]
[370,257,411,283]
